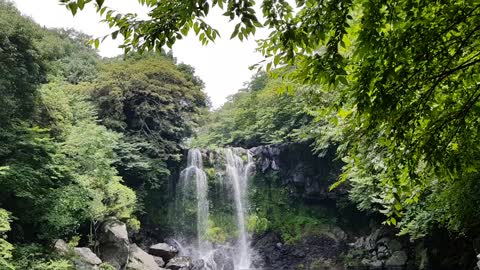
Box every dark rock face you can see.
[250,142,345,201]
[252,231,347,270]
[248,142,416,270]
[345,227,413,270]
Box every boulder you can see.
[385,250,408,268]
[127,244,165,270]
[165,256,192,270]
[53,239,70,256]
[149,243,179,261]
[73,247,102,270]
[98,217,130,269]
[476,254,480,269]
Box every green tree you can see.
[36,28,99,84]
[0,209,14,270]
[0,0,45,127]
[192,73,312,148]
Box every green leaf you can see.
[96,0,105,7]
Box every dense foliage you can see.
[192,72,312,148]
[89,53,208,231]
[78,0,480,241]
[2,0,480,265]
[0,2,207,268]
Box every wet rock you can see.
[73,247,102,270]
[376,245,390,259]
[377,237,389,246]
[350,237,366,249]
[249,142,344,200]
[253,230,347,270]
[149,243,179,261]
[165,256,192,270]
[385,250,408,268]
[191,259,205,270]
[98,217,130,269]
[250,252,265,269]
[292,249,306,258]
[127,244,163,270]
[154,256,166,267]
[361,258,382,269]
[212,248,235,270]
[365,229,380,251]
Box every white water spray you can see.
[225,148,254,269]
[178,149,210,256]
[175,148,255,270]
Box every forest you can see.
[1,0,479,269]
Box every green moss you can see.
[295,263,305,269]
[249,172,337,244]
[206,223,227,244]
[204,167,217,181]
[247,214,269,234]
[310,259,334,270]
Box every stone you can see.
[361,258,382,269]
[127,244,163,270]
[154,256,166,267]
[53,239,70,256]
[385,250,408,267]
[292,249,306,258]
[73,247,102,270]
[476,254,480,270]
[149,243,179,261]
[74,248,102,265]
[165,256,192,270]
[388,239,403,252]
[365,232,378,251]
[98,217,130,269]
[376,245,390,259]
[377,237,389,246]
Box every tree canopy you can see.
[0,2,207,268]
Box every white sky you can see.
[11,0,268,108]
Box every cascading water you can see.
[177,149,210,257]
[225,148,254,269]
[174,148,255,270]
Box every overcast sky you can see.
[11,0,267,108]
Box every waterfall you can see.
[174,148,255,270]
[177,149,210,256]
[225,148,254,269]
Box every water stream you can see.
[225,148,253,269]
[174,148,255,270]
[177,149,211,257]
